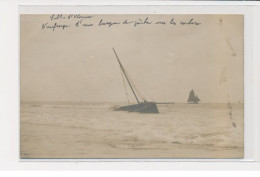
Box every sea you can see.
[20,102,244,159]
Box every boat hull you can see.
[187,101,198,104]
[115,102,159,113]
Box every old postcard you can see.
[20,14,244,159]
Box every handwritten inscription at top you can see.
[41,14,202,31]
[49,14,93,21]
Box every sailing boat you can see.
[112,48,159,113]
[187,89,200,104]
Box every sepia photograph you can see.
[20,14,244,159]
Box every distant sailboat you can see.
[112,48,159,113]
[187,89,200,104]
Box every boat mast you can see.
[112,48,140,104]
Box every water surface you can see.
[20,102,244,159]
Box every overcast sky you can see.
[20,14,243,103]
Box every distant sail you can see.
[187,89,200,104]
[187,89,196,102]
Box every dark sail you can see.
[187,89,200,104]
[112,48,159,113]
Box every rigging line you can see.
[119,67,130,104]
[127,73,150,101]
[130,79,146,101]
[142,87,154,101]
[113,48,140,104]
[121,64,152,101]
[123,69,146,101]
[131,76,153,101]
[114,49,130,104]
